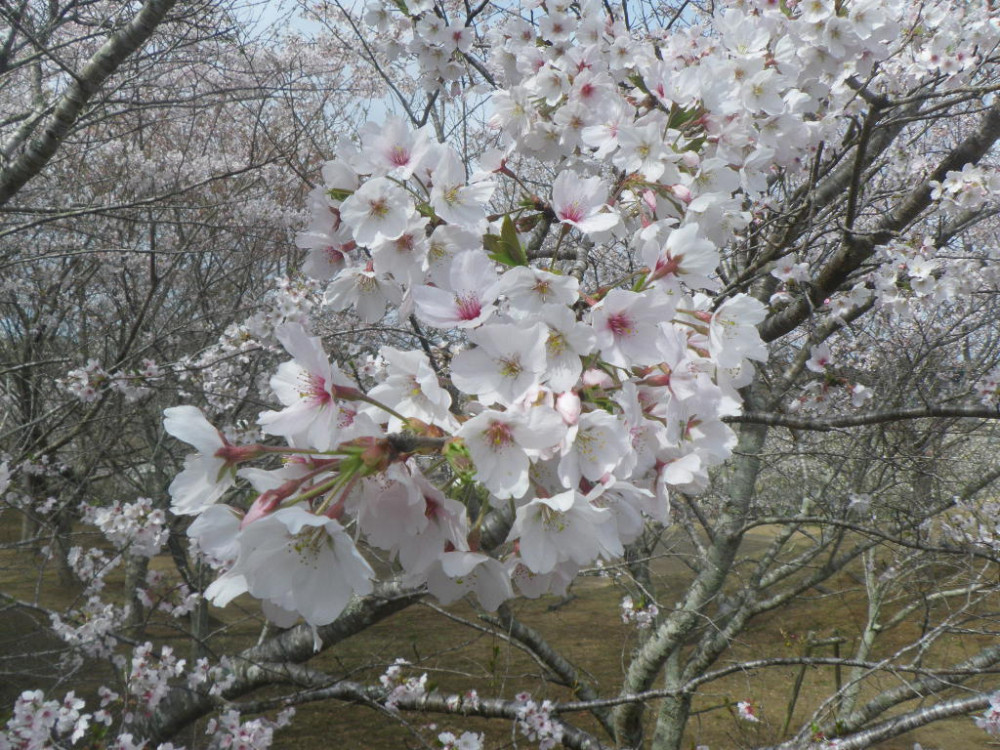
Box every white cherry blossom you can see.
[550,171,620,235]
[163,406,240,515]
[507,490,622,574]
[456,408,566,499]
[450,322,548,406]
[339,177,414,246]
[411,250,500,328]
[205,506,374,627]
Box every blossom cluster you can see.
[204,708,295,750]
[975,692,1000,735]
[67,546,117,593]
[513,692,563,750]
[138,569,199,618]
[930,164,1000,214]
[9,0,1000,748]
[620,594,659,630]
[155,0,936,634]
[62,359,163,403]
[186,656,237,697]
[163,88,781,624]
[0,681,289,750]
[85,497,169,558]
[437,729,484,750]
[156,0,1000,706]
[49,596,127,660]
[380,659,429,711]
[0,690,91,749]
[126,643,186,717]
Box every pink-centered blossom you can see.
[591,289,676,369]
[360,116,432,179]
[411,250,500,329]
[736,700,760,723]
[258,324,368,451]
[551,171,620,234]
[163,406,246,516]
[806,342,834,373]
[640,222,720,291]
[457,408,566,499]
[205,506,374,627]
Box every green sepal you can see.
[443,439,475,482]
[485,215,528,267]
[415,202,436,219]
[326,187,353,202]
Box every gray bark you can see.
[137,583,423,744]
[0,0,180,206]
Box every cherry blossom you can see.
[806,343,834,373]
[366,346,457,431]
[339,177,414,247]
[360,116,432,179]
[426,551,514,611]
[450,322,549,406]
[737,700,760,723]
[429,148,494,231]
[558,409,631,487]
[205,506,374,627]
[499,266,580,315]
[507,489,622,573]
[975,692,1000,736]
[456,408,566,499]
[550,171,620,235]
[411,250,500,328]
[123,1,1000,744]
[258,323,374,451]
[591,289,676,369]
[163,406,244,515]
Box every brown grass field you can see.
[1,519,996,749]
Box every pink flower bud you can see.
[582,368,612,388]
[670,184,692,204]
[555,391,581,425]
[241,480,298,528]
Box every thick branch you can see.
[728,406,1000,431]
[140,583,422,743]
[760,98,1000,342]
[766,693,993,750]
[231,682,615,750]
[0,0,180,206]
[614,414,770,746]
[827,642,1000,739]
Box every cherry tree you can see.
[5,0,1000,749]
[0,0,366,717]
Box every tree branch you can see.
[728,406,1000,431]
[0,0,180,206]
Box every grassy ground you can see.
[1,516,996,749]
